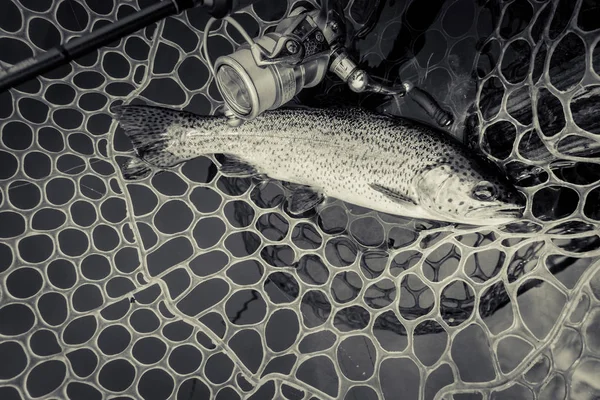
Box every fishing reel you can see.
[0,0,452,129]
[203,3,454,127]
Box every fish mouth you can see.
[466,205,525,219]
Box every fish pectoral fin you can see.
[286,184,324,215]
[370,183,417,206]
[219,155,258,177]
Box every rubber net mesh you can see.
[1,0,600,399]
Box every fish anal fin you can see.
[121,157,153,180]
[219,155,258,177]
[286,184,324,215]
[370,183,417,206]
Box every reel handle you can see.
[407,86,454,128]
[408,87,454,127]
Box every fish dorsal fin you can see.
[284,183,324,215]
[370,183,417,206]
[219,155,258,176]
[280,100,313,111]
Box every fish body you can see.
[112,105,524,225]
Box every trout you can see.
[112,105,524,225]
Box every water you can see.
[1,0,600,399]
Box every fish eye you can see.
[472,181,497,201]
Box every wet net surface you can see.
[1,0,600,399]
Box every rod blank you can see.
[0,0,202,93]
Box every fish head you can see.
[415,162,525,225]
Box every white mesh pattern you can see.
[0,0,600,399]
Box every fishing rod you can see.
[0,0,256,93]
[0,0,453,128]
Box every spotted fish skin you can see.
[112,105,524,225]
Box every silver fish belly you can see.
[112,105,524,225]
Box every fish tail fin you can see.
[111,104,200,173]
